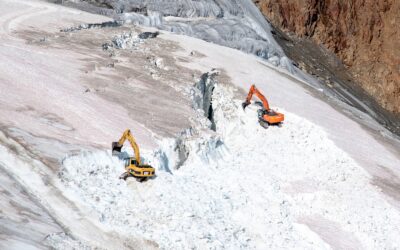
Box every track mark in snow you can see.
[299,216,362,250]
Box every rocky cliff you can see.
[254,0,400,115]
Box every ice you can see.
[109,31,142,49]
[94,0,292,70]
[0,168,64,250]
[1,0,400,249]
[53,84,400,249]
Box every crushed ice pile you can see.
[57,83,400,249]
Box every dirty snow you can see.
[1,0,400,249]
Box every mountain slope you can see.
[1,0,400,249]
[254,0,400,123]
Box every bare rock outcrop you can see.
[254,0,400,114]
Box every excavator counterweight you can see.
[243,84,284,128]
[112,129,155,181]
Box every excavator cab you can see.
[128,158,139,166]
[112,129,155,181]
[243,84,284,128]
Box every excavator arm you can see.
[242,84,270,111]
[112,129,141,165]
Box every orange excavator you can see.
[242,84,284,128]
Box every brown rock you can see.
[254,0,400,114]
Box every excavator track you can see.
[119,171,131,180]
[258,118,269,129]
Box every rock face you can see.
[254,0,400,115]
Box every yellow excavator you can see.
[112,129,155,181]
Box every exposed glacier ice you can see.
[108,31,143,49]
[78,0,293,71]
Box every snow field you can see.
[57,83,400,249]
[1,1,399,249]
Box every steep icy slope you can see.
[0,168,65,249]
[0,1,158,248]
[56,0,295,71]
[57,0,400,137]
[1,0,400,249]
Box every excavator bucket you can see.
[242,101,250,110]
[112,142,122,156]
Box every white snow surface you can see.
[0,0,400,249]
[57,84,400,249]
[98,0,294,71]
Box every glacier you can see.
[63,0,295,71]
[1,0,400,249]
